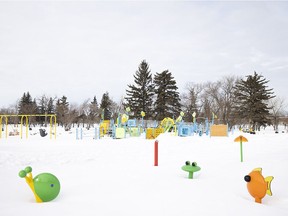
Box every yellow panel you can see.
[99,120,110,136]
[146,128,164,139]
[146,128,154,139]
[210,124,228,136]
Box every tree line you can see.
[0,60,286,131]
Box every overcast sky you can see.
[1,1,288,108]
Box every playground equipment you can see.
[39,129,48,137]
[113,107,131,139]
[76,127,100,140]
[19,166,60,202]
[140,111,145,128]
[178,111,216,137]
[178,123,194,137]
[99,120,112,137]
[181,161,201,179]
[146,127,164,139]
[234,135,248,162]
[114,108,145,139]
[146,118,173,139]
[146,112,185,139]
[126,119,143,137]
[178,118,209,137]
[192,112,210,136]
[160,117,175,133]
[210,124,228,136]
[76,108,146,140]
[244,168,274,203]
[0,114,57,139]
[179,112,230,137]
[9,128,20,136]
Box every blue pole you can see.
[205,118,209,136]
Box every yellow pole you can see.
[20,115,29,139]
[20,115,24,139]
[174,124,177,136]
[49,115,57,139]
[25,115,29,139]
[5,116,8,138]
[50,116,52,139]
[54,115,57,139]
[0,116,2,138]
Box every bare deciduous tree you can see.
[78,99,90,128]
[182,75,239,126]
[181,82,204,122]
[269,97,286,131]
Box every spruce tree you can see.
[41,97,55,126]
[47,97,55,114]
[55,96,69,126]
[38,96,46,115]
[18,91,35,114]
[125,60,154,119]
[88,96,100,124]
[37,95,47,123]
[233,71,275,130]
[154,70,181,121]
[100,92,112,120]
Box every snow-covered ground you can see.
[1,126,288,216]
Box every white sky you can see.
[1,1,288,108]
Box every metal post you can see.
[154,140,158,166]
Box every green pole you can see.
[188,172,194,179]
[240,137,243,162]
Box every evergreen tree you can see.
[88,96,100,124]
[37,96,55,126]
[125,60,154,119]
[154,70,181,121]
[18,92,34,114]
[29,99,38,124]
[38,96,46,115]
[47,97,55,114]
[233,72,275,130]
[100,92,112,120]
[56,96,69,126]
[37,95,47,123]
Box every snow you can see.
[1,126,288,216]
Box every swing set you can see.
[0,114,57,139]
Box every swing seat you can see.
[9,129,19,136]
[39,129,48,137]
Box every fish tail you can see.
[265,176,274,196]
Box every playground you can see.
[0,125,288,216]
[72,110,230,141]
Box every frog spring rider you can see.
[182,161,201,179]
[19,166,60,202]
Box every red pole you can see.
[154,140,158,166]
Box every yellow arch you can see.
[160,117,175,132]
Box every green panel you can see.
[115,128,125,139]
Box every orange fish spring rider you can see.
[244,168,274,203]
